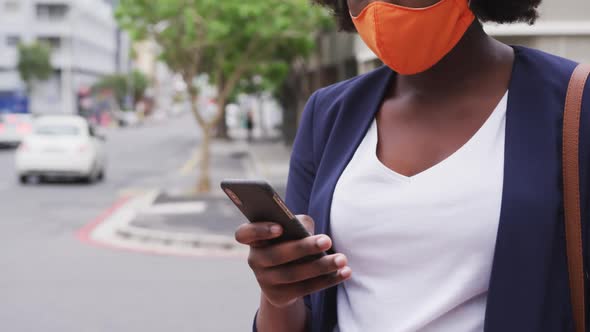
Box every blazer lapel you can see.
[309,66,395,332]
[484,46,574,331]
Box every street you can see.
[0,114,260,332]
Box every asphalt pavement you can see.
[0,113,260,332]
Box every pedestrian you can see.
[246,110,254,142]
[234,0,590,331]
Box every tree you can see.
[17,42,53,95]
[116,0,329,192]
[92,70,148,109]
[129,70,149,106]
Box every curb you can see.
[114,223,242,251]
[78,140,289,257]
[79,190,246,258]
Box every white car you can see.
[114,110,140,127]
[0,113,33,146]
[15,115,107,184]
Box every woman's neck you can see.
[393,21,514,100]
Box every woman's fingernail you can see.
[316,236,330,248]
[334,255,346,268]
[340,267,352,278]
[270,225,282,234]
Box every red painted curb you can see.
[77,196,131,244]
[77,196,246,259]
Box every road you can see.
[0,114,259,332]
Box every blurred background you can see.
[0,0,589,331]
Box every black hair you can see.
[313,0,543,32]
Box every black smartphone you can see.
[221,179,313,244]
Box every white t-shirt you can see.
[331,92,508,332]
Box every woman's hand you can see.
[235,215,352,308]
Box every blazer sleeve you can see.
[285,91,319,215]
[253,92,319,332]
[583,77,590,331]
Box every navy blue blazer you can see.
[255,46,590,331]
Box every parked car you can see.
[113,110,140,127]
[15,115,107,184]
[0,113,33,147]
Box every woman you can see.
[235,0,590,331]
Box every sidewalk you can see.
[243,140,291,195]
[83,138,292,256]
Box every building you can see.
[133,40,181,116]
[484,0,590,64]
[0,0,129,114]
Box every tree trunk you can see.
[278,63,305,145]
[214,74,229,140]
[256,93,265,140]
[184,81,212,193]
[197,126,212,193]
[215,109,229,139]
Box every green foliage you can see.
[17,43,53,94]
[116,0,332,107]
[115,0,332,191]
[201,0,331,95]
[92,70,148,108]
[130,70,149,102]
[229,63,291,103]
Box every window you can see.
[5,35,20,47]
[4,1,19,12]
[36,3,69,21]
[37,36,61,50]
[35,125,80,136]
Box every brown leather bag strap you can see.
[563,63,590,332]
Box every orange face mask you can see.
[351,0,475,75]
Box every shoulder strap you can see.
[563,63,590,332]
